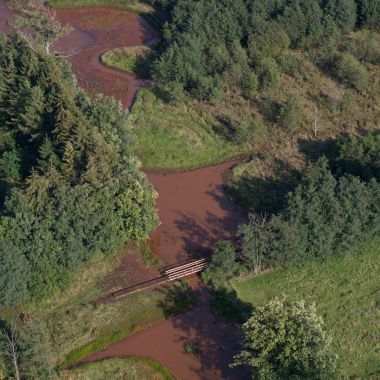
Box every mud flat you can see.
[79,276,248,380]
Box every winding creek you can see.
[0,3,248,379]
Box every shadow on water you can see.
[166,281,250,380]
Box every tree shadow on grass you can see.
[227,158,300,214]
[211,287,253,325]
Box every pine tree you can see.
[15,86,45,143]
[60,141,75,180]
[37,136,60,174]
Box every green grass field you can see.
[131,88,246,170]
[232,244,380,379]
[101,46,154,79]
[62,357,176,380]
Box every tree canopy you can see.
[152,0,380,101]
[232,298,337,379]
[0,34,158,304]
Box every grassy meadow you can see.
[131,88,247,170]
[232,244,380,379]
[101,46,155,79]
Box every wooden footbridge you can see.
[111,258,208,300]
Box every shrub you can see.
[202,241,241,289]
[332,53,369,91]
[277,94,303,130]
[233,117,267,146]
[232,298,337,379]
[258,59,282,93]
[345,30,380,65]
[242,71,259,98]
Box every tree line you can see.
[204,131,380,285]
[0,33,158,304]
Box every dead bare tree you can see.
[239,213,272,275]
[3,327,20,380]
[314,105,318,137]
[11,0,72,55]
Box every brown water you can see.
[147,162,245,264]
[54,7,159,108]
[80,276,247,380]
[0,1,13,34]
[0,4,248,378]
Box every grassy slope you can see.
[225,49,380,210]
[62,357,176,380]
[131,88,246,170]
[232,244,380,379]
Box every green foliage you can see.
[0,149,21,181]
[357,0,380,30]
[344,30,380,65]
[18,320,55,379]
[211,287,252,324]
[231,298,337,379]
[238,214,272,274]
[158,280,197,317]
[324,0,357,34]
[334,132,380,180]
[202,241,241,289]
[232,244,380,378]
[0,35,158,304]
[238,149,380,269]
[332,52,369,91]
[277,94,303,130]
[153,0,377,102]
[233,117,267,146]
[257,59,282,93]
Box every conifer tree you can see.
[60,141,75,180]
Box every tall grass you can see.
[131,88,246,170]
[62,356,176,380]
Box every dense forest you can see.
[152,0,380,101]
[0,33,158,304]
